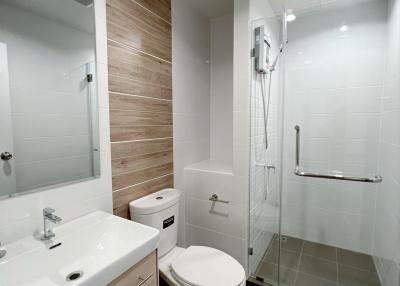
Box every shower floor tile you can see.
[254,235,381,286]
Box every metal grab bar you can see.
[294,125,382,183]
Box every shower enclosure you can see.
[248,0,400,285]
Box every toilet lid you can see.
[170,246,245,286]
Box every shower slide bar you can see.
[294,125,382,183]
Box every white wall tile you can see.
[210,14,234,166]
[185,197,246,238]
[172,0,249,269]
[172,0,211,247]
[185,223,247,267]
[373,1,400,283]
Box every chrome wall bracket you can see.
[209,194,229,204]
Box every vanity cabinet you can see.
[108,250,158,286]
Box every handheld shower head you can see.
[268,42,285,71]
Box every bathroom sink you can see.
[0,211,160,286]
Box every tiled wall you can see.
[373,0,400,284]
[0,0,112,244]
[248,0,283,274]
[281,0,387,254]
[172,0,249,267]
[0,3,97,192]
[210,14,234,166]
[171,0,211,245]
[106,0,173,218]
[183,15,249,264]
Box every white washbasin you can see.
[0,211,160,286]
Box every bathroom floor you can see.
[254,235,381,286]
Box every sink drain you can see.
[66,271,83,282]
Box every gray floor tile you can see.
[299,254,338,282]
[338,265,381,286]
[302,241,337,261]
[280,236,304,252]
[247,276,274,286]
[264,248,301,270]
[259,236,381,286]
[256,261,297,286]
[337,248,377,272]
[295,272,338,286]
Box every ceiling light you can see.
[339,25,349,32]
[286,13,296,22]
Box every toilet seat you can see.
[169,246,245,286]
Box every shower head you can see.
[268,42,285,71]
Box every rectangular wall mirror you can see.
[0,0,99,199]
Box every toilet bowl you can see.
[129,188,246,286]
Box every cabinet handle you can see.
[137,273,153,286]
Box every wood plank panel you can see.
[107,0,173,218]
[111,138,173,160]
[111,125,172,142]
[113,206,130,219]
[112,151,173,175]
[109,92,171,113]
[113,174,173,211]
[108,41,171,90]
[112,162,173,190]
[133,0,171,23]
[110,109,172,126]
[107,0,171,61]
[109,74,171,100]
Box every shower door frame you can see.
[247,11,288,285]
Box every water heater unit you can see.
[255,26,270,73]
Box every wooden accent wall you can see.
[106,0,173,219]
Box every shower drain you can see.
[66,271,84,282]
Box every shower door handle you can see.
[1,152,13,161]
[294,125,382,183]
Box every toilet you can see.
[129,188,246,286]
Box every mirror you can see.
[0,0,99,199]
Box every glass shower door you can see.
[278,1,397,285]
[248,15,285,285]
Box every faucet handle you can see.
[43,208,55,215]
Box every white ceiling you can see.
[0,0,95,34]
[268,0,383,15]
[186,0,233,18]
[185,0,382,19]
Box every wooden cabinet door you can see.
[108,250,158,286]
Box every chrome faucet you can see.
[0,242,6,259]
[41,208,62,241]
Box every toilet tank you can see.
[129,188,181,257]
